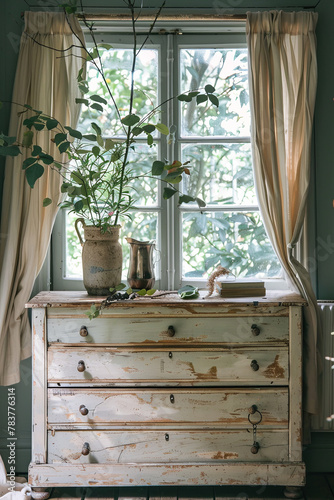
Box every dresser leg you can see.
[283,486,303,498]
[31,488,50,500]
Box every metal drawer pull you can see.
[165,433,169,441]
[77,360,86,372]
[170,394,175,404]
[169,351,173,359]
[81,442,90,456]
[80,325,88,337]
[167,325,176,337]
[248,408,262,455]
[251,359,259,371]
[251,324,260,336]
[251,442,260,454]
[248,404,258,415]
[79,404,89,416]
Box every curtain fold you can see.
[0,12,85,386]
[246,11,320,415]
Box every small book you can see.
[216,279,266,298]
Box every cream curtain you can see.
[0,12,85,386]
[246,11,320,415]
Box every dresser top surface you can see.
[26,290,306,308]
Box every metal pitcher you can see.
[126,237,156,290]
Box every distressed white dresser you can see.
[26,291,306,498]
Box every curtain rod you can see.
[76,13,247,22]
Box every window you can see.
[52,29,282,291]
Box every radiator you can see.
[311,302,334,431]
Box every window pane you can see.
[181,143,256,205]
[180,48,250,137]
[78,48,159,137]
[127,144,159,206]
[182,211,281,279]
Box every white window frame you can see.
[51,23,287,292]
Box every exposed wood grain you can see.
[47,346,289,386]
[47,315,289,345]
[289,307,303,461]
[47,387,288,427]
[28,462,306,488]
[25,290,306,309]
[32,308,47,464]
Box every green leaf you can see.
[90,94,108,105]
[155,123,169,135]
[43,197,52,207]
[188,91,200,98]
[54,162,63,170]
[178,285,199,300]
[163,187,177,200]
[0,134,16,146]
[195,197,206,208]
[33,122,45,131]
[65,126,82,140]
[85,304,99,320]
[31,145,42,157]
[132,127,144,136]
[147,134,153,146]
[74,199,84,211]
[78,84,89,94]
[22,157,37,170]
[141,124,156,134]
[196,94,208,105]
[77,68,84,83]
[152,160,165,176]
[0,145,21,156]
[91,122,102,136]
[59,141,70,153]
[46,118,59,130]
[177,94,192,102]
[205,84,215,94]
[25,163,44,188]
[179,194,195,204]
[96,134,104,147]
[137,289,147,296]
[208,94,219,107]
[92,146,100,156]
[83,134,97,141]
[115,283,126,291]
[146,289,156,295]
[75,98,89,106]
[121,114,140,127]
[98,43,113,50]
[40,153,54,165]
[54,133,67,146]
[90,103,104,112]
[105,138,115,150]
[87,48,99,61]
[22,130,34,147]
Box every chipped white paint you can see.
[47,345,289,386]
[47,387,289,426]
[26,292,305,490]
[47,316,289,345]
[48,429,289,464]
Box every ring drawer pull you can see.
[80,326,88,337]
[251,359,259,371]
[251,324,260,336]
[167,325,176,337]
[77,360,86,372]
[79,404,89,416]
[81,442,90,456]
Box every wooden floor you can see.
[48,474,334,500]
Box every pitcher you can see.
[126,237,155,290]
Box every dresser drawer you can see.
[48,387,288,427]
[48,346,288,386]
[47,315,289,345]
[48,429,289,464]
